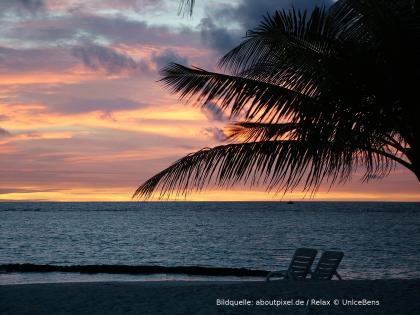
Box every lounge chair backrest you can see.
[287,248,318,279]
[313,251,344,280]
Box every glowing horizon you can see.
[1,0,419,202]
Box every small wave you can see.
[0,264,269,277]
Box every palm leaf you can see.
[178,0,195,16]
[135,0,420,199]
[134,138,398,199]
[226,122,299,142]
[160,63,315,122]
[219,7,338,75]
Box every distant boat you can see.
[287,201,294,204]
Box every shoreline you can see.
[0,263,268,277]
[1,279,419,314]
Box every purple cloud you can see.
[151,48,188,70]
[0,128,11,138]
[4,86,149,114]
[72,43,140,74]
[201,102,228,122]
[52,97,147,114]
[202,127,227,142]
[0,0,45,15]
[0,46,75,74]
[5,13,200,47]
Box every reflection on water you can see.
[1,202,420,284]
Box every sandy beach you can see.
[1,279,419,314]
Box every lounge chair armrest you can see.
[266,270,287,282]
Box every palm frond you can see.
[134,139,397,200]
[331,0,420,43]
[226,122,299,142]
[219,7,338,75]
[178,0,195,16]
[135,0,420,199]
[160,63,315,122]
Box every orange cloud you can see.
[0,4,417,203]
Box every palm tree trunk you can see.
[406,146,420,183]
[413,162,420,183]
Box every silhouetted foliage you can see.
[135,0,420,199]
[178,0,195,16]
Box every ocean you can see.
[1,202,419,284]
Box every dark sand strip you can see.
[1,279,420,315]
[0,264,268,277]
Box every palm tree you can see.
[135,0,420,199]
[178,0,195,16]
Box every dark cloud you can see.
[72,43,140,74]
[201,0,334,53]
[199,17,238,53]
[151,48,188,69]
[201,102,229,142]
[202,127,227,142]
[211,0,335,30]
[0,128,11,138]
[201,102,228,122]
[18,0,44,12]
[0,0,45,15]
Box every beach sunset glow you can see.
[2,2,420,315]
[1,0,419,202]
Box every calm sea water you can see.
[1,202,420,284]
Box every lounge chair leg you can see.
[334,272,342,280]
[266,271,285,282]
[266,272,274,282]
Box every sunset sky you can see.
[1,0,419,201]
